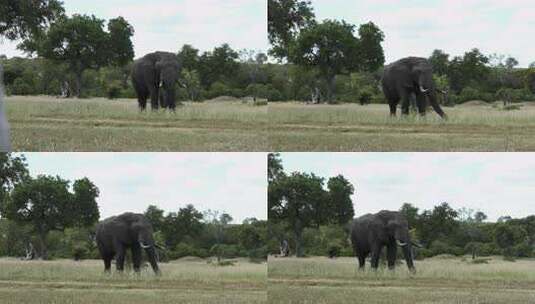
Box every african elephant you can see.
[351,210,419,272]
[0,66,11,152]
[131,51,181,111]
[95,212,160,274]
[382,57,447,119]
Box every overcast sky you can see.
[279,153,535,222]
[313,0,535,67]
[0,0,268,59]
[22,153,267,223]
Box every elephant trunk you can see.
[143,245,161,275]
[401,243,415,272]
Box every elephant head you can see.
[385,215,416,271]
[155,54,181,110]
[132,220,161,274]
[409,59,447,118]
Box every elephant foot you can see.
[409,267,416,274]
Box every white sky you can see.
[312,0,535,67]
[0,0,268,59]
[279,153,535,222]
[22,152,267,223]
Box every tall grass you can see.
[5,96,267,151]
[268,256,535,304]
[0,258,267,304]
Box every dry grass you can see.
[269,102,535,151]
[5,96,267,151]
[0,258,267,304]
[268,256,535,304]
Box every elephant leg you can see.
[115,246,126,272]
[370,245,382,269]
[416,93,427,116]
[358,254,366,270]
[103,254,113,273]
[388,100,398,116]
[138,96,147,111]
[401,91,410,115]
[386,244,397,270]
[149,87,159,111]
[132,245,142,273]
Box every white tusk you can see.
[420,86,429,93]
[396,240,408,247]
[140,242,151,249]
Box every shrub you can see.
[106,81,122,99]
[72,244,89,261]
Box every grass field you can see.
[269,102,535,151]
[5,96,267,151]
[268,256,535,304]
[0,258,266,304]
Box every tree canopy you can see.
[0,0,64,40]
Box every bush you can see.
[72,244,89,261]
[458,87,492,103]
[327,243,341,258]
[106,81,122,99]
[10,78,32,95]
[169,243,209,260]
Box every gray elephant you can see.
[382,57,447,119]
[351,210,419,272]
[131,51,181,111]
[95,212,160,274]
[0,65,11,152]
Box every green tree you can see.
[70,177,100,227]
[428,49,450,76]
[326,175,355,225]
[291,19,360,102]
[447,48,490,93]
[107,16,135,67]
[0,0,64,40]
[181,69,201,101]
[268,153,285,182]
[399,203,419,228]
[3,175,72,259]
[177,44,200,71]
[0,153,29,197]
[144,205,165,232]
[269,172,326,257]
[198,44,239,88]
[25,14,134,97]
[163,204,204,248]
[416,202,459,246]
[267,0,315,61]
[356,22,385,72]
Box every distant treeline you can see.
[268,153,535,260]
[0,153,268,261]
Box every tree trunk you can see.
[75,70,83,98]
[38,231,48,260]
[326,74,336,104]
[294,218,303,257]
[0,64,11,152]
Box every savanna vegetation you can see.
[0,0,268,151]
[268,153,535,260]
[269,256,535,304]
[268,152,535,303]
[266,0,535,152]
[0,153,268,262]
